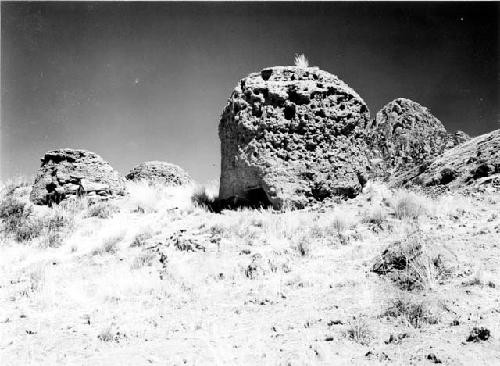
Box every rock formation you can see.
[366,98,470,185]
[126,161,192,185]
[219,66,371,209]
[30,149,126,205]
[408,129,499,190]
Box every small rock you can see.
[426,353,442,363]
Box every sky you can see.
[2,2,498,183]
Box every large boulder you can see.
[126,161,192,185]
[30,149,126,205]
[366,98,470,185]
[219,66,371,209]
[408,129,500,190]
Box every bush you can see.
[383,296,437,328]
[392,191,428,220]
[0,197,43,242]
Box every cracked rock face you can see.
[366,98,470,185]
[126,161,192,185]
[219,66,371,209]
[30,149,126,205]
[409,129,500,190]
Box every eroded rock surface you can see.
[30,149,126,205]
[219,66,371,208]
[126,161,192,185]
[366,98,470,185]
[408,129,500,190]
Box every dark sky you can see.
[2,2,498,182]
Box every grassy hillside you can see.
[0,180,499,365]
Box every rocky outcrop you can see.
[366,98,470,185]
[219,66,371,209]
[30,149,126,205]
[408,129,500,190]
[126,161,192,185]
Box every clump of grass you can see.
[292,233,311,256]
[362,206,387,226]
[130,231,153,248]
[0,197,43,242]
[345,317,372,345]
[87,202,119,219]
[331,215,347,234]
[97,326,115,342]
[91,233,124,256]
[131,252,156,269]
[191,185,219,211]
[294,53,309,68]
[43,212,74,248]
[28,264,46,293]
[383,295,437,328]
[392,191,428,219]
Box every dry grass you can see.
[391,190,429,219]
[294,53,309,68]
[91,232,125,256]
[383,294,437,328]
[0,179,498,365]
[345,317,372,345]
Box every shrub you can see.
[392,191,428,220]
[0,180,31,200]
[383,296,437,328]
[440,168,457,184]
[0,197,43,242]
[14,217,44,242]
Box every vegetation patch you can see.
[0,197,43,242]
[372,230,452,291]
[87,202,120,219]
[345,317,372,345]
[392,191,428,219]
[383,296,437,328]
